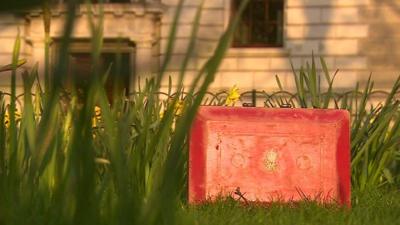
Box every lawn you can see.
[189,190,400,225]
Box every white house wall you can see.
[0,13,27,95]
[159,0,375,92]
[1,0,400,94]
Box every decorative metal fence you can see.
[1,89,399,110]
[133,89,400,108]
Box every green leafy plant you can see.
[274,56,400,191]
[0,0,251,224]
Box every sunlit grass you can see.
[190,189,400,225]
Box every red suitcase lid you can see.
[189,107,351,206]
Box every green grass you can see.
[0,0,399,224]
[189,190,400,225]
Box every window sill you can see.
[226,47,289,57]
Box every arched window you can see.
[232,0,284,47]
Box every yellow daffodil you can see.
[94,106,101,118]
[92,106,102,128]
[15,110,21,120]
[160,99,184,119]
[3,108,21,128]
[225,85,240,106]
[174,99,184,116]
[4,111,9,128]
[159,110,165,119]
[158,99,184,132]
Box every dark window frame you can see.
[51,38,135,97]
[231,0,284,48]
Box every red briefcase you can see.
[189,107,351,206]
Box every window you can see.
[53,39,135,100]
[68,52,132,98]
[231,0,284,47]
